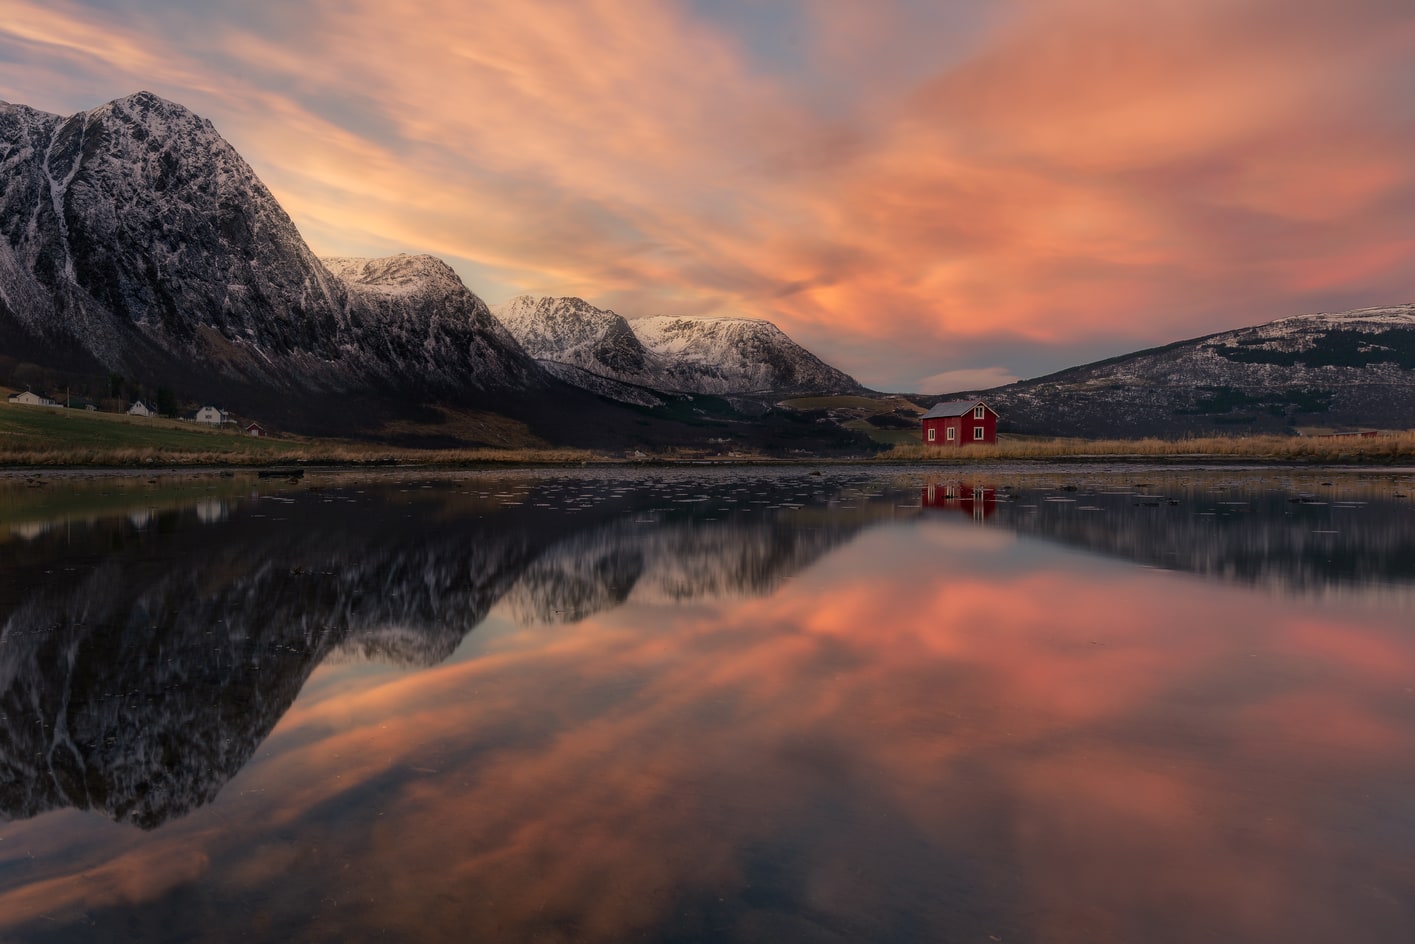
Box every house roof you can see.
[920,399,989,419]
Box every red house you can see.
[920,400,998,446]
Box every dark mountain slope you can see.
[964,306,1415,436]
[0,92,548,434]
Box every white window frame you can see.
[947,427,957,441]
[927,427,936,442]
[973,405,986,419]
[974,426,985,440]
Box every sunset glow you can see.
[3,0,1414,389]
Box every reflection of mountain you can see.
[503,516,860,624]
[0,514,540,829]
[0,478,887,828]
[963,485,1415,595]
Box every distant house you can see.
[920,399,998,446]
[127,400,156,417]
[193,405,230,426]
[9,390,55,407]
[67,398,98,412]
[245,422,266,437]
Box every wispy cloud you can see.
[2,0,1414,387]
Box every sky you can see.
[2,0,1414,392]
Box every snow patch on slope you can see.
[493,295,863,398]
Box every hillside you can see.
[968,305,1415,437]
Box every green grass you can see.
[0,401,306,462]
[0,400,606,467]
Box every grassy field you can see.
[880,432,1415,463]
[6,398,1415,467]
[0,401,309,461]
[0,401,598,467]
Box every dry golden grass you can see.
[880,432,1415,462]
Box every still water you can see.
[1,466,1414,943]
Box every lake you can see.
[2,466,1415,943]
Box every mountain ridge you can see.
[493,293,866,400]
[0,91,546,428]
[0,92,874,451]
[964,304,1415,436]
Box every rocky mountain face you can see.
[322,254,540,394]
[0,92,544,431]
[494,295,865,401]
[975,305,1415,436]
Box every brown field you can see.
[880,432,1415,463]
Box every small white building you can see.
[193,405,230,426]
[127,400,155,417]
[8,391,59,407]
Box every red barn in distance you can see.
[920,400,998,446]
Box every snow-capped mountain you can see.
[0,92,542,426]
[977,305,1415,436]
[322,254,540,393]
[494,295,864,399]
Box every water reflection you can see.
[0,472,893,830]
[0,469,1414,943]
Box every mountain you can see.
[493,295,865,400]
[321,254,540,394]
[0,91,544,432]
[0,92,875,450]
[972,305,1415,437]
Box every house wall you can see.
[920,407,998,445]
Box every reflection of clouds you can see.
[4,498,1415,940]
[0,839,212,931]
[916,516,1017,551]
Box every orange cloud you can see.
[2,0,1414,388]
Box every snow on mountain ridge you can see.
[492,295,863,398]
[980,302,1415,437]
[321,254,540,392]
[0,91,544,414]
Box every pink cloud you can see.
[2,0,1414,387]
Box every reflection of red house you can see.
[920,399,998,445]
[922,483,997,521]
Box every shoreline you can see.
[6,455,1415,478]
